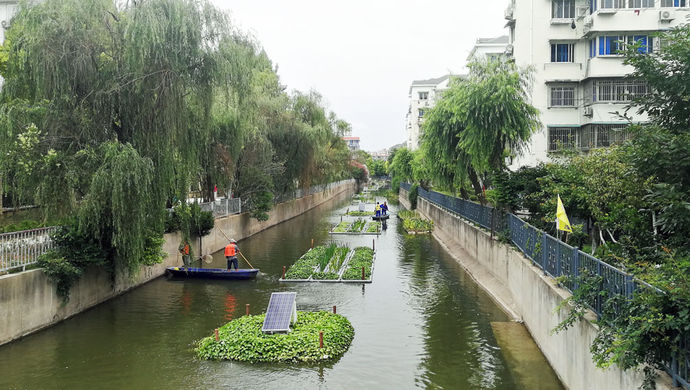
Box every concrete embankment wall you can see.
[0,181,356,347]
[399,188,673,390]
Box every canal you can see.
[0,195,563,389]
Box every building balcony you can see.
[585,8,690,35]
[584,57,635,78]
[542,62,585,82]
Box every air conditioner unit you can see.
[659,10,675,22]
[583,106,593,117]
[577,5,589,18]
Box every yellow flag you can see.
[556,195,572,233]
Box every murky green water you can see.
[0,197,563,389]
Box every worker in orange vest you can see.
[225,239,240,271]
[178,239,191,268]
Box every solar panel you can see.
[262,292,297,333]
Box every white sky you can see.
[211,0,509,152]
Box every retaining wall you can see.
[0,180,356,346]
[400,188,673,390]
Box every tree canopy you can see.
[0,0,354,274]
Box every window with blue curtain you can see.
[590,0,597,12]
[661,0,687,6]
[632,35,652,53]
[599,36,622,55]
[589,39,596,58]
[551,43,574,62]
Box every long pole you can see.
[238,251,256,270]
[217,226,256,269]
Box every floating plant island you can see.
[281,245,375,283]
[196,311,354,363]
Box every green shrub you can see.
[408,184,419,210]
[196,311,354,363]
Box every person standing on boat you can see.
[381,202,389,216]
[179,239,191,268]
[225,239,240,271]
[375,202,381,218]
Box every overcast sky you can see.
[211,0,509,152]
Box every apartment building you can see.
[405,75,455,150]
[505,0,689,169]
[467,35,511,62]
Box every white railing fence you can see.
[0,227,58,273]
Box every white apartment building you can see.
[0,1,19,88]
[467,35,511,62]
[505,0,690,169]
[405,75,455,150]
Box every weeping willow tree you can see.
[0,0,354,284]
[422,61,540,201]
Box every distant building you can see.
[370,149,390,161]
[405,75,461,150]
[505,0,690,169]
[467,35,510,62]
[0,1,19,88]
[342,136,360,151]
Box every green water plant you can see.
[284,246,328,279]
[345,211,374,217]
[348,218,366,233]
[332,222,350,233]
[196,311,354,363]
[365,222,381,233]
[398,210,433,233]
[342,247,374,280]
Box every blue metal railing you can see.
[402,183,689,389]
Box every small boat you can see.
[166,267,259,280]
[372,215,390,221]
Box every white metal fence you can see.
[0,227,58,273]
[198,197,242,218]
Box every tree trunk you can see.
[467,168,485,204]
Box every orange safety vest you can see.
[181,243,190,255]
[224,244,237,257]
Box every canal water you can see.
[0,196,563,389]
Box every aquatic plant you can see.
[398,210,433,233]
[345,211,374,217]
[342,247,374,280]
[348,219,366,233]
[332,222,350,233]
[365,222,380,233]
[284,246,328,279]
[196,311,354,363]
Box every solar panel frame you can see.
[262,292,297,333]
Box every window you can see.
[418,92,429,100]
[553,0,576,18]
[597,35,652,55]
[661,0,687,6]
[590,0,598,13]
[628,0,654,7]
[548,127,578,151]
[418,109,424,118]
[589,39,596,58]
[579,124,630,149]
[601,0,626,8]
[591,79,649,103]
[550,86,576,107]
[551,43,575,62]
[599,35,621,55]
